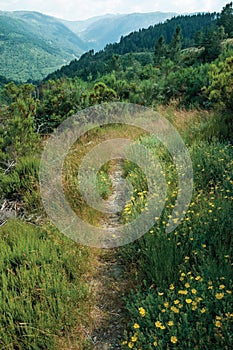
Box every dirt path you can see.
[87,160,132,349]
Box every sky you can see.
[0,0,228,21]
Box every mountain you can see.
[0,11,87,82]
[0,10,214,83]
[0,10,178,82]
[46,12,216,82]
[61,12,177,50]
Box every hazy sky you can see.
[0,0,228,20]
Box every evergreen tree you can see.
[154,36,167,65]
[217,2,233,37]
[168,26,183,63]
[202,27,223,62]
[0,83,39,163]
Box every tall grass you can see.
[121,135,233,349]
[0,220,90,349]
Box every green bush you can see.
[0,156,41,212]
[0,220,90,349]
[121,137,233,349]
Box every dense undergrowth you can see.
[0,3,232,349]
[120,127,233,349]
[0,221,90,349]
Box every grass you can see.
[120,122,233,349]
[0,220,91,350]
[63,123,144,226]
[0,104,232,349]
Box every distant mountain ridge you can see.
[0,11,88,81]
[0,10,178,82]
[60,12,177,50]
[46,12,216,82]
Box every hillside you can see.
[0,11,87,82]
[61,12,177,50]
[0,2,232,349]
[0,10,177,82]
[46,12,217,81]
[0,10,214,83]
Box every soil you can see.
[87,160,133,349]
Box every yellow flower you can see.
[195,275,201,281]
[215,321,222,328]
[178,290,188,295]
[186,299,193,304]
[131,335,138,342]
[155,321,165,329]
[215,293,224,300]
[174,300,180,305]
[161,309,166,313]
[171,306,179,313]
[128,342,134,348]
[185,283,190,288]
[158,292,164,296]
[139,307,146,317]
[168,321,174,327]
[201,308,206,313]
[155,321,162,328]
[133,323,140,329]
[191,289,197,294]
[169,284,175,290]
[215,316,221,320]
[153,341,158,347]
[164,302,169,307]
[122,341,127,345]
[171,336,178,344]
[219,285,225,289]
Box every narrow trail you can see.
[88,160,132,350]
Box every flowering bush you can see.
[121,140,233,349]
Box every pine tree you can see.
[154,36,167,65]
[201,28,223,62]
[168,26,183,63]
[217,2,233,37]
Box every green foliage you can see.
[0,82,39,162]
[0,12,86,82]
[204,56,233,140]
[123,272,233,349]
[36,78,88,132]
[121,138,233,349]
[96,162,112,200]
[201,27,225,62]
[47,13,216,82]
[154,36,167,65]
[168,26,183,63]
[87,82,117,105]
[0,220,90,349]
[217,2,233,37]
[0,156,41,211]
[205,56,233,111]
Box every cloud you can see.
[0,0,228,20]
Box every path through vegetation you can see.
[88,160,132,349]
